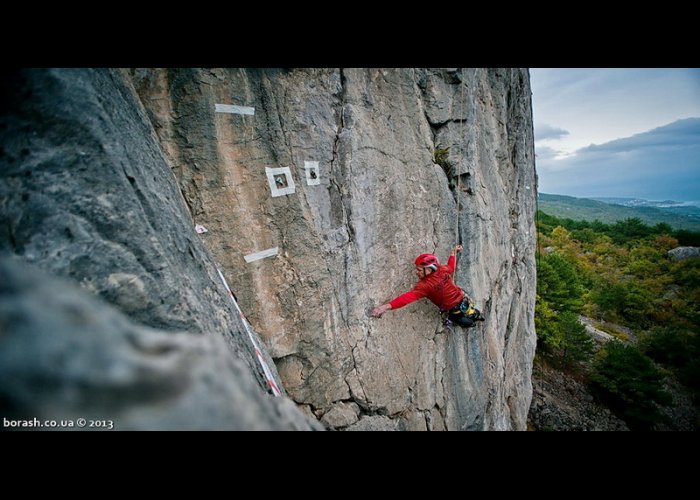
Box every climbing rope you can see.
[455,68,465,248]
[455,69,482,318]
[454,68,471,289]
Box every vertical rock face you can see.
[132,68,537,430]
[0,68,319,430]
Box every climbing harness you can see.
[216,267,282,397]
[440,295,483,329]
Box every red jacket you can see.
[389,255,464,311]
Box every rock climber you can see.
[371,245,484,328]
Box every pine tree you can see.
[558,311,594,367]
[590,341,672,430]
[543,253,583,312]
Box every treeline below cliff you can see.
[529,212,700,431]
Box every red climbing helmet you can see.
[415,253,439,269]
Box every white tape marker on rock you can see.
[215,104,255,115]
[305,161,320,186]
[266,167,296,197]
[243,247,279,263]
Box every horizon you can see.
[538,191,700,206]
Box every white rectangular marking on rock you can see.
[244,247,279,263]
[266,166,296,197]
[215,104,255,115]
[305,161,320,186]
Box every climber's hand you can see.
[371,304,391,318]
[453,244,463,254]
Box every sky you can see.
[530,68,700,201]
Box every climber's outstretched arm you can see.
[372,289,425,318]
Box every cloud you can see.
[535,124,570,141]
[577,118,700,154]
[536,118,700,200]
[535,145,564,161]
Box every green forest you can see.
[535,212,700,430]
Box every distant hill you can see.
[538,193,700,231]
